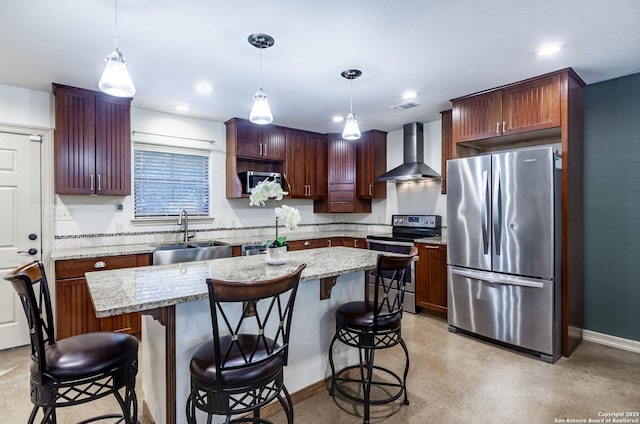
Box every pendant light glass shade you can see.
[99,0,135,97]
[341,69,362,140]
[99,48,136,97]
[248,33,275,125]
[250,88,273,124]
[342,112,361,140]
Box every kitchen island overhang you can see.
[85,246,383,424]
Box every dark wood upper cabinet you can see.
[284,129,327,199]
[225,118,285,198]
[314,133,371,213]
[233,118,286,161]
[452,90,502,144]
[451,73,561,145]
[356,130,387,200]
[53,84,131,195]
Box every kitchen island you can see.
[85,246,383,424]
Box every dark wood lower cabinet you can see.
[287,238,331,251]
[415,243,448,318]
[55,253,152,340]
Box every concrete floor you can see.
[2,313,639,423]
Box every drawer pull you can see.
[304,241,311,246]
[94,261,107,269]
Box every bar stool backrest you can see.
[205,264,306,383]
[372,247,418,327]
[4,261,55,383]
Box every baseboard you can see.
[258,377,330,419]
[582,329,640,354]
[142,400,155,424]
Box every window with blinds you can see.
[134,143,210,218]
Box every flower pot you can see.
[265,246,288,265]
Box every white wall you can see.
[0,84,53,129]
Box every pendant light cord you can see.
[259,46,263,90]
[349,79,354,113]
[113,0,119,50]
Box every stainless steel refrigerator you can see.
[446,146,561,362]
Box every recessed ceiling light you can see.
[332,115,344,123]
[194,82,213,95]
[537,44,561,56]
[402,91,418,100]
[175,104,190,112]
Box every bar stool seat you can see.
[189,336,284,387]
[39,332,137,380]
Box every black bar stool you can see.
[328,247,417,424]
[4,261,139,424]
[186,264,306,424]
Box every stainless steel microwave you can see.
[238,171,283,194]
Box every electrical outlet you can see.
[55,207,74,221]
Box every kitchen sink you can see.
[153,241,232,265]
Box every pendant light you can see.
[248,33,274,125]
[98,0,136,97]
[341,69,362,140]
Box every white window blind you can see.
[134,143,210,218]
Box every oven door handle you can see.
[366,239,415,248]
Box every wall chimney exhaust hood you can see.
[375,122,441,182]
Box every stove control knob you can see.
[398,218,404,224]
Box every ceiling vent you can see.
[390,100,421,111]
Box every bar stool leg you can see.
[328,333,339,397]
[400,338,410,405]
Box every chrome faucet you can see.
[177,209,192,244]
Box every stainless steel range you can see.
[366,214,442,313]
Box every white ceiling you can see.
[2,0,639,134]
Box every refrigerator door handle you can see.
[493,169,502,256]
[481,170,489,254]
[450,267,546,289]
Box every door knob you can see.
[18,248,38,255]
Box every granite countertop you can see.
[51,230,446,261]
[415,236,447,245]
[85,246,382,318]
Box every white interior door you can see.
[0,131,42,350]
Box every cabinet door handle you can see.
[97,174,102,191]
[502,121,506,133]
[263,144,267,156]
[423,245,439,249]
[90,174,95,191]
[369,184,373,196]
[496,122,501,134]
[94,261,106,269]
[259,143,263,156]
